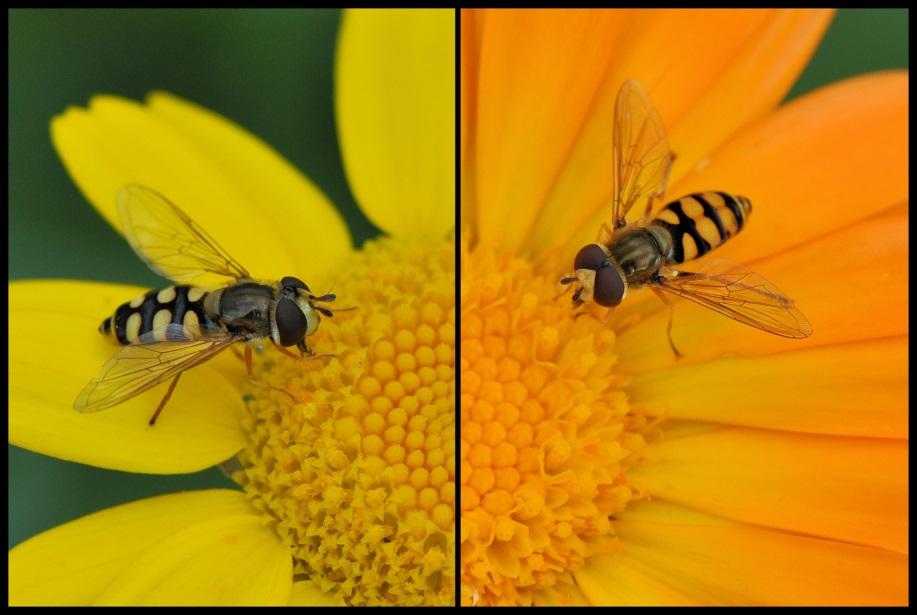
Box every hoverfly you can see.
[74,184,339,425]
[561,80,811,354]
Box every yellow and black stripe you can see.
[650,191,752,264]
[99,285,213,344]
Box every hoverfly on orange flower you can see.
[74,185,339,425]
[561,80,812,354]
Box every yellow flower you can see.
[460,9,907,606]
[10,9,454,606]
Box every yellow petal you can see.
[51,95,306,287]
[630,428,907,553]
[629,336,907,438]
[288,581,347,606]
[9,490,290,606]
[146,92,353,289]
[336,9,455,238]
[94,514,291,605]
[10,280,247,473]
[606,500,907,606]
[616,205,907,372]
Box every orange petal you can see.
[471,9,626,251]
[629,336,907,438]
[562,69,907,261]
[630,428,907,553]
[10,490,291,606]
[591,500,907,605]
[10,280,248,473]
[671,70,909,265]
[460,8,482,236]
[534,9,832,258]
[574,553,700,605]
[532,581,594,606]
[467,9,833,255]
[616,204,907,372]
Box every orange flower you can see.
[461,9,907,606]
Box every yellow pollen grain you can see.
[460,238,649,606]
[231,236,455,606]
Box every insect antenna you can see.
[311,281,358,316]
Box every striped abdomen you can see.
[650,192,752,264]
[100,285,216,345]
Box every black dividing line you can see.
[666,200,712,260]
[171,285,188,326]
[717,192,745,231]
[139,288,162,337]
[454,7,462,609]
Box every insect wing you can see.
[117,184,250,283]
[612,80,674,228]
[74,324,239,412]
[655,259,812,338]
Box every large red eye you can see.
[573,244,607,271]
[593,265,625,307]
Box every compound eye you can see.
[593,265,626,307]
[573,244,607,271]
[281,276,310,292]
[275,297,307,346]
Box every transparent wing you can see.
[117,184,250,283]
[654,260,813,338]
[612,80,674,228]
[74,324,239,412]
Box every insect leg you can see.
[149,373,182,426]
[271,339,300,360]
[244,345,296,401]
[650,286,683,359]
[554,281,574,301]
[293,339,336,361]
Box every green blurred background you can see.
[8,9,908,548]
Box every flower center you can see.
[460,239,649,606]
[229,236,455,606]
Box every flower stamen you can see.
[461,238,650,606]
[231,236,455,606]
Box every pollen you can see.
[230,236,455,606]
[460,238,651,606]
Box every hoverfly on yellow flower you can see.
[561,80,812,354]
[75,184,340,425]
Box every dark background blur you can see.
[8,9,908,548]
